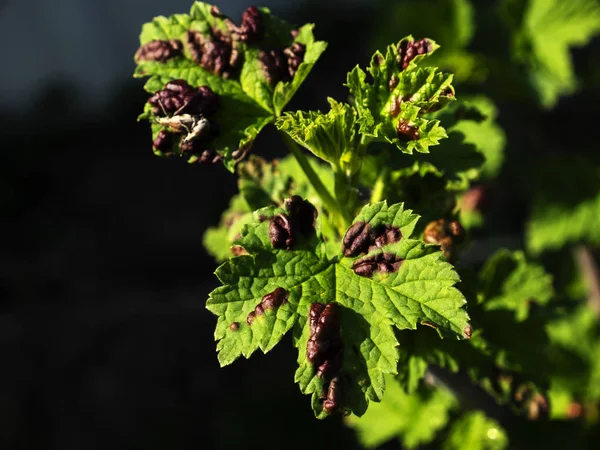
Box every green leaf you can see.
[442,411,508,450]
[478,250,554,321]
[370,0,487,84]
[203,194,253,262]
[134,2,326,170]
[526,160,600,254]
[448,96,506,179]
[346,36,455,154]
[272,24,328,116]
[206,201,470,417]
[203,154,336,262]
[546,305,600,401]
[504,0,600,107]
[276,98,360,174]
[347,378,456,449]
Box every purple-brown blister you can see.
[322,377,340,414]
[397,120,420,140]
[315,304,341,342]
[229,322,240,331]
[353,253,403,277]
[309,303,326,332]
[285,42,306,78]
[343,222,372,257]
[261,287,289,310]
[397,38,433,70]
[246,311,256,325]
[389,96,401,117]
[186,30,240,78]
[353,261,376,278]
[135,39,183,62]
[268,214,294,249]
[237,6,265,44]
[152,130,172,153]
[259,48,290,86]
[284,196,317,236]
[373,224,402,248]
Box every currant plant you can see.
[133,1,600,448]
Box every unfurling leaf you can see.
[346,36,455,154]
[206,200,470,417]
[134,2,326,170]
[276,98,360,174]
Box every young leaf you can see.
[202,154,338,262]
[346,36,455,154]
[203,194,253,262]
[478,250,554,321]
[503,0,600,107]
[134,2,326,170]
[442,411,508,450]
[276,98,360,174]
[206,200,470,417]
[347,377,456,449]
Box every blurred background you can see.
[0,0,599,449]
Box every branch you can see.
[573,245,600,317]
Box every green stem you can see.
[370,168,388,204]
[279,131,351,233]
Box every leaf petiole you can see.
[279,130,351,234]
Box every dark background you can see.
[1,0,599,449]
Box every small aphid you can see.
[230,322,240,331]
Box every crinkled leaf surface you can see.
[347,36,455,154]
[203,154,336,262]
[504,0,600,107]
[478,250,554,321]
[276,98,360,174]
[134,2,326,170]
[206,201,470,417]
[347,377,456,449]
[442,411,508,450]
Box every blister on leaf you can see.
[206,200,470,417]
[134,2,326,171]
